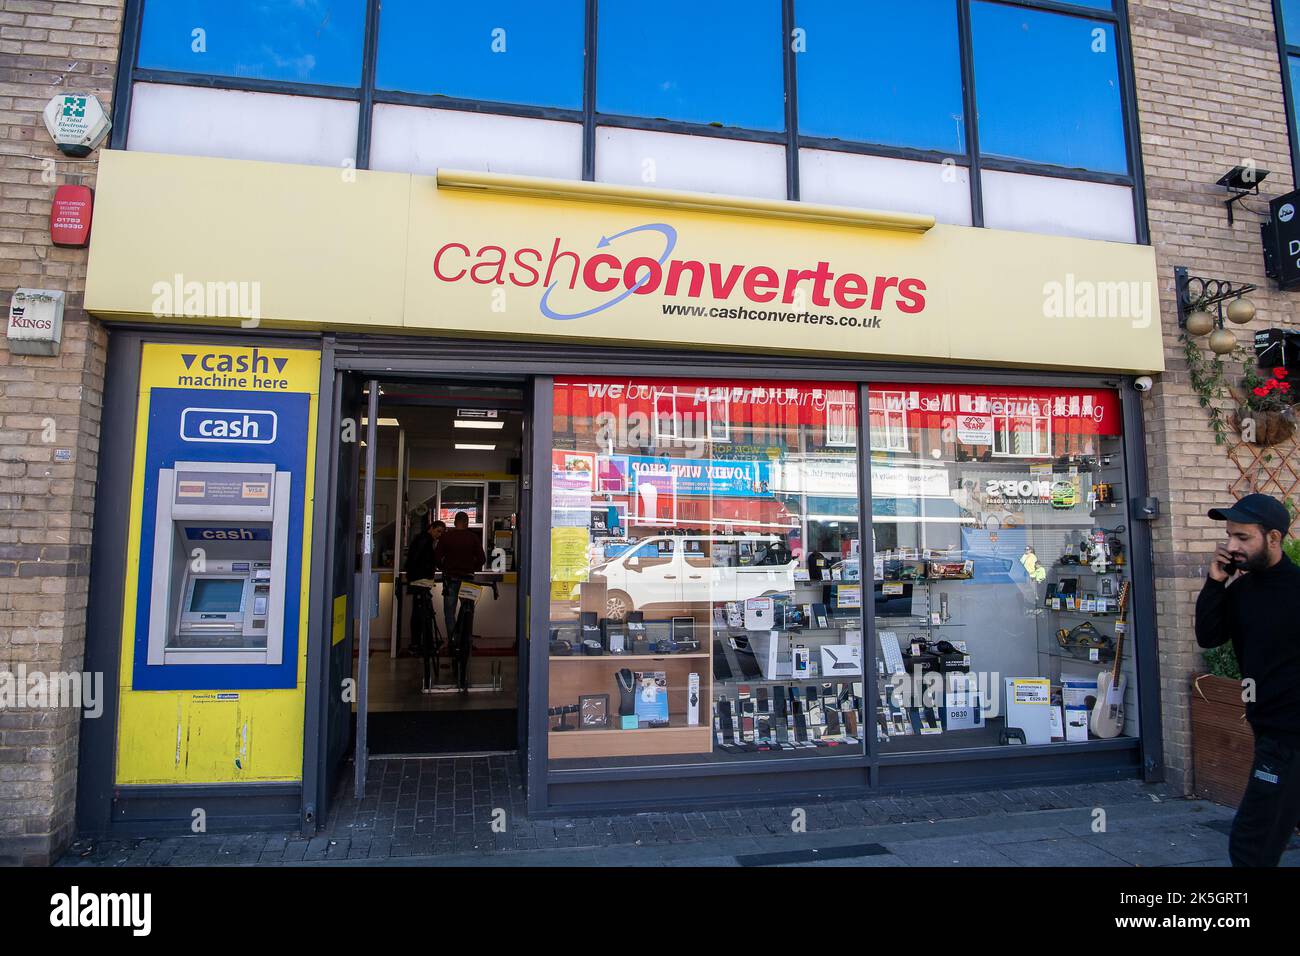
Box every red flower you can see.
[1275,367,1289,378]
[1254,387,1270,397]
[1282,383,1292,392]
[1268,379,1279,388]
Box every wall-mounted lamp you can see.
[1218,165,1269,226]
[1176,265,1257,354]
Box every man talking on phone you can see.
[1195,493,1300,867]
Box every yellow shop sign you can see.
[85,150,1163,373]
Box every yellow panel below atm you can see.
[115,686,305,785]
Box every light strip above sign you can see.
[435,169,937,234]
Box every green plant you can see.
[1203,641,1242,680]
[1182,331,1232,444]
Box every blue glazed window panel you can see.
[1291,55,1300,135]
[597,0,785,130]
[796,0,964,153]
[971,4,1127,174]
[137,0,367,87]
[1283,0,1300,43]
[376,1,585,109]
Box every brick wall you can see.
[1129,0,1298,792]
[0,0,122,865]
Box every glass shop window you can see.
[548,378,863,767]
[137,0,367,87]
[376,0,584,109]
[970,3,1127,174]
[868,384,1138,753]
[597,0,784,130]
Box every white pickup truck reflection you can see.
[594,534,797,620]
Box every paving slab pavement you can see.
[60,760,1293,868]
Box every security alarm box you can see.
[147,461,290,666]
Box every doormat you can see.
[361,709,517,755]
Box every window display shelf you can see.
[872,618,966,626]
[553,714,702,734]
[714,675,862,685]
[548,719,712,760]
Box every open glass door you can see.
[313,371,363,822]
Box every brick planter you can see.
[1190,674,1253,808]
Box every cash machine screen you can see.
[148,459,290,666]
[190,578,245,614]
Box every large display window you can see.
[544,377,1140,772]
[868,385,1139,752]
[548,378,864,767]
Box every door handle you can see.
[688,575,703,579]
[664,575,677,579]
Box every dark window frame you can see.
[110,0,1148,241]
[1274,1,1300,187]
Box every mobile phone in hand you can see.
[1225,557,1247,574]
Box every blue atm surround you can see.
[132,387,310,690]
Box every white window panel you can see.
[981,170,1136,243]
[799,149,972,226]
[127,82,358,168]
[369,105,581,179]
[596,126,786,199]
[870,391,909,452]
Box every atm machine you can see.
[147,460,290,667]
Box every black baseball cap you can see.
[1208,493,1290,535]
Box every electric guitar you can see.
[1089,581,1130,739]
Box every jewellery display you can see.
[548,705,578,731]
[578,694,610,729]
[615,668,635,717]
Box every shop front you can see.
[75,148,1164,833]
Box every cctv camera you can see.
[1133,376,1153,392]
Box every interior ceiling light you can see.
[360,417,399,426]
[455,419,505,429]
[455,443,496,451]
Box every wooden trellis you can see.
[1227,435,1300,532]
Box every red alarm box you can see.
[49,184,93,248]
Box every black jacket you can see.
[405,532,438,582]
[1195,554,1300,744]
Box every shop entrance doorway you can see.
[340,376,531,793]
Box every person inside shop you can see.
[1195,492,1300,867]
[404,516,444,675]
[436,512,488,686]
